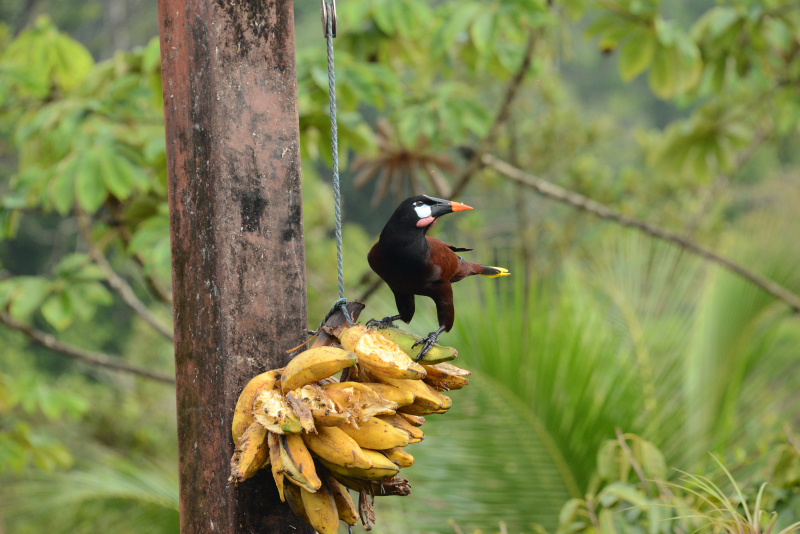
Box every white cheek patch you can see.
[414,205,432,219]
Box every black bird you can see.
[367,195,509,359]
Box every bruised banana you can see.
[292,384,352,426]
[364,383,415,407]
[319,449,399,481]
[422,362,470,391]
[376,326,457,364]
[300,480,339,534]
[339,415,411,450]
[340,325,426,380]
[279,433,322,492]
[253,389,303,434]
[268,432,286,502]
[398,412,425,427]
[384,446,414,468]
[232,369,282,442]
[321,382,397,421]
[283,481,310,525]
[229,421,270,484]
[324,471,358,526]
[281,346,357,393]
[328,470,412,496]
[378,414,424,443]
[301,425,373,470]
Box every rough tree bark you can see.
[157,0,314,532]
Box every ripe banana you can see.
[324,471,358,526]
[378,414,425,443]
[268,432,286,502]
[301,425,374,470]
[371,375,444,412]
[253,389,303,434]
[384,446,414,468]
[281,346,357,393]
[340,325,427,380]
[364,383,415,407]
[229,421,270,485]
[328,470,412,496]
[398,412,425,427]
[321,382,397,422]
[319,448,399,481]
[231,369,282,443]
[376,326,457,364]
[279,434,322,493]
[283,481,310,525]
[422,362,470,391]
[292,384,353,426]
[339,415,411,450]
[285,391,316,433]
[300,481,339,534]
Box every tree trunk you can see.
[157,0,313,532]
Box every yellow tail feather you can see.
[479,266,510,278]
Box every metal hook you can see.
[321,0,337,38]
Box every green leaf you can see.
[99,146,136,200]
[49,154,79,215]
[40,292,73,330]
[470,10,495,55]
[372,0,395,35]
[75,148,107,212]
[619,29,656,82]
[648,46,676,99]
[8,277,51,321]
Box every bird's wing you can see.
[442,242,473,253]
[426,237,462,282]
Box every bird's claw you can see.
[411,331,441,361]
[366,316,398,330]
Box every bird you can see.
[366,195,509,359]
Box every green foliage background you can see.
[1,0,800,532]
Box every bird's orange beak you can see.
[450,201,473,212]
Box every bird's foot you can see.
[411,326,446,361]
[366,315,402,330]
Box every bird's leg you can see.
[411,325,446,361]
[366,315,402,329]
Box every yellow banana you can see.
[231,369,282,443]
[422,362,470,391]
[268,432,286,502]
[253,389,303,434]
[328,470,412,496]
[372,375,444,411]
[319,449,399,481]
[292,384,353,427]
[283,481,310,525]
[229,421,270,485]
[324,472,358,526]
[339,325,427,380]
[301,425,374,470]
[279,434,322,493]
[376,326,458,364]
[299,481,339,534]
[281,346,357,393]
[384,446,414,468]
[398,412,425,427]
[339,415,410,450]
[363,383,415,407]
[378,414,425,443]
[320,382,397,422]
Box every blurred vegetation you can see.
[1,0,800,532]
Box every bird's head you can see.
[388,195,473,233]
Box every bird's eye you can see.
[413,201,420,206]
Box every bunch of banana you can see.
[228,324,471,532]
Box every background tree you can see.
[1,0,799,532]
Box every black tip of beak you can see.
[426,196,473,218]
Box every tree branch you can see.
[448,28,538,199]
[482,153,800,314]
[77,215,175,341]
[0,312,174,384]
